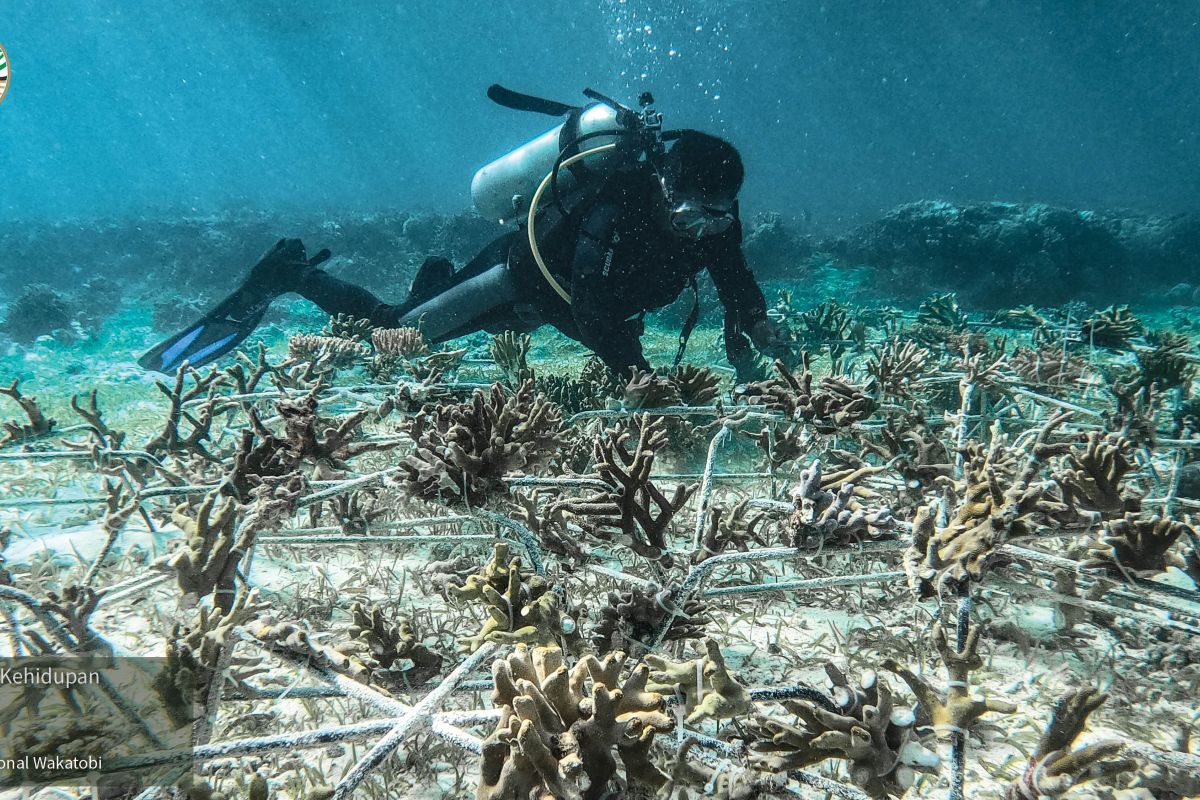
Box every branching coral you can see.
[44,585,105,652]
[157,476,305,612]
[1008,344,1087,388]
[645,638,752,723]
[287,334,370,370]
[395,381,565,505]
[905,419,1072,598]
[882,619,1016,739]
[477,644,672,800]
[916,292,969,331]
[745,664,938,798]
[276,387,396,479]
[0,379,56,446]
[322,313,374,343]
[621,369,683,410]
[447,543,578,653]
[550,416,696,562]
[591,583,711,658]
[490,331,533,387]
[734,358,878,432]
[862,413,953,491]
[1004,689,1136,799]
[867,338,931,399]
[371,326,429,358]
[154,588,270,728]
[335,602,443,687]
[1081,515,1191,579]
[693,499,770,562]
[1054,431,1137,520]
[144,365,226,462]
[788,460,897,548]
[668,364,722,406]
[511,492,587,564]
[1081,305,1144,349]
[743,423,810,470]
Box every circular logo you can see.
[0,44,9,105]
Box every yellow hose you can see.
[527,142,618,304]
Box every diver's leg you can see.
[294,270,402,327]
[394,264,521,342]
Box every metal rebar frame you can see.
[3,374,1200,800]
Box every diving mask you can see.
[662,179,736,239]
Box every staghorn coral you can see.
[448,543,579,653]
[329,489,386,535]
[693,499,770,563]
[144,365,226,462]
[1008,344,1088,388]
[43,585,105,653]
[621,369,683,410]
[477,644,672,800]
[645,638,752,723]
[154,588,270,728]
[275,387,396,479]
[743,423,810,469]
[510,492,587,564]
[157,476,305,612]
[550,416,696,563]
[321,313,373,343]
[490,331,533,387]
[371,326,429,358]
[882,619,1017,739]
[867,338,931,399]
[591,583,711,658]
[787,460,897,548]
[0,379,57,446]
[1055,431,1138,520]
[916,292,969,331]
[1004,689,1136,799]
[396,381,565,505]
[533,375,606,415]
[862,413,953,491]
[658,737,770,800]
[287,334,370,370]
[246,617,374,687]
[1081,306,1144,349]
[668,364,722,406]
[734,357,878,432]
[335,602,443,687]
[905,419,1072,598]
[745,664,939,798]
[1081,515,1191,580]
[1132,330,1196,394]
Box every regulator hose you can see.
[527,142,618,305]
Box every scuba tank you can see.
[471,86,666,224]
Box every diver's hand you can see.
[749,318,788,353]
[245,238,332,296]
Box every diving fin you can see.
[486,84,578,117]
[405,256,456,306]
[138,287,273,374]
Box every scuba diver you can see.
[141,86,784,380]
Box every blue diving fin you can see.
[138,288,273,373]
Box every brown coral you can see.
[1081,515,1191,579]
[788,460,897,548]
[477,644,673,800]
[1055,431,1137,520]
[1004,689,1136,799]
[550,416,696,562]
[734,358,878,432]
[745,664,939,798]
[591,583,711,657]
[448,543,578,653]
[1081,305,1144,349]
[882,619,1016,739]
[645,638,753,723]
[694,499,770,563]
[335,602,443,688]
[0,379,56,446]
[395,381,565,505]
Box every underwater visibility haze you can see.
[0,2,1199,799]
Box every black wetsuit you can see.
[296,166,769,374]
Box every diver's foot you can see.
[407,256,456,305]
[245,238,332,297]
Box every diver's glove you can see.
[244,238,332,297]
[749,318,788,354]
